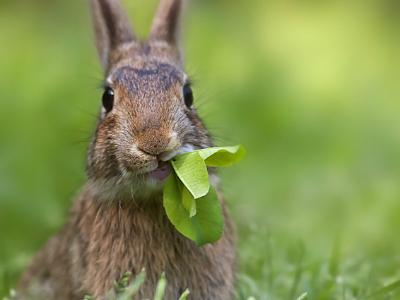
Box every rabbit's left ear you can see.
[149,0,184,61]
[88,0,137,72]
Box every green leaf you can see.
[163,144,244,245]
[195,185,224,244]
[195,145,245,167]
[182,185,197,218]
[164,174,206,245]
[171,152,209,199]
[163,174,223,246]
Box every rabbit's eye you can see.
[183,85,193,108]
[102,88,114,112]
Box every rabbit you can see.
[16,0,237,299]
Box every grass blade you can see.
[153,272,166,300]
[365,279,400,299]
[119,268,146,300]
[296,292,308,300]
[178,289,190,300]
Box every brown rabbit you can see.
[17,0,236,299]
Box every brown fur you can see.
[18,190,236,300]
[17,0,237,299]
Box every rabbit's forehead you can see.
[108,62,185,97]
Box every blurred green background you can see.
[1,0,400,299]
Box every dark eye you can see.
[183,85,193,108]
[102,88,114,112]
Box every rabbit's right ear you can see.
[88,0,136,72]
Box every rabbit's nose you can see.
[136,127,169,156]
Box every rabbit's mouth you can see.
[148,160,172,181]
[145,144,197,182]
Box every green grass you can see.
[3,232,400,300]
[2,0,400,299]
[235,227,400,300]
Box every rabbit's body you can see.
[17,0,237,299]
[18,188,236,300]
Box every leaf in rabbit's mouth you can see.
[163,145,245,246]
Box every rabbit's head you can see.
[86,0,212,200]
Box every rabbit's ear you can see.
[149,0,183,59]
[88,0,136,72]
